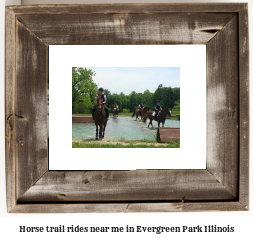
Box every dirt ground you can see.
[72,139,164,147]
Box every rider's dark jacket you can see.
[155,104,161,110]
[96,94,106,102]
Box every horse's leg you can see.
[101,123,104,138]
[158,122,160,128]
[96,124,98,140]
[102,123,105,138]
[99,124,102,139]
[148,118,151,127]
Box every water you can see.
[72,117,180,141]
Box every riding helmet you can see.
[156,100,160,102]
[98,87,104,92]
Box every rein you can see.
[96,95,104,112]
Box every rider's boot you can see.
[92,107,95,120]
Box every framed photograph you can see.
[50,45,205,170]
[5,3,249,213]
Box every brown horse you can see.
[94,95,107,139]
[131,107,150,120]
[112,108,119,117]
[142,108,172,127]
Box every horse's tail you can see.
[131,110,135,118]
[142,114,148,123]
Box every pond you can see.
[72,117,180,141]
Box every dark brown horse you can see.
[94,95,107,139]
[131,107,149,120]
[142,108,172,127]
[112,107,119,117]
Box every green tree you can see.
[103,89,112,110]
[143,89,154,109]
[72,67,97,113]
[172,87,180,102]
[153,85,179,109]
[129,91,138,112]
[119,92,128,112]
[111,93,120,111]
[173,99,180,111]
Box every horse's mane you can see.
[143,107,149,110]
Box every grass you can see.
[72,140,180,148]
[126,139,157,143]
[73,110,180,117]
[171,110,180,115]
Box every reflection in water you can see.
[72,117,180,141]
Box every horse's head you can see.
[96,95,103,111]
[160,108,171,117]
[143,107,149,112]
[168,108,172,117]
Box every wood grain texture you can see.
[5,3,249,213]
[126,202,247,213]
[5,7,16,212]
[15,20,48,200]
[238,4,249,209]
[16,13,236,45]
[206,16,239,198]
[10,202,247,213]
[158,128,180,142]
[18,170,236,202]
[7,3,246,15]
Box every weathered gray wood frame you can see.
[5,4,249,213]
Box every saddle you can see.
[152,111,159,117]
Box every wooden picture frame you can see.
[5,3,249,213]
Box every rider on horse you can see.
[113,102,118,112]
[154,100,162,120]
[139,102,143,115]
[92,87,109,120]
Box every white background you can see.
[49,45,206,170]
[0,0,252,237]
